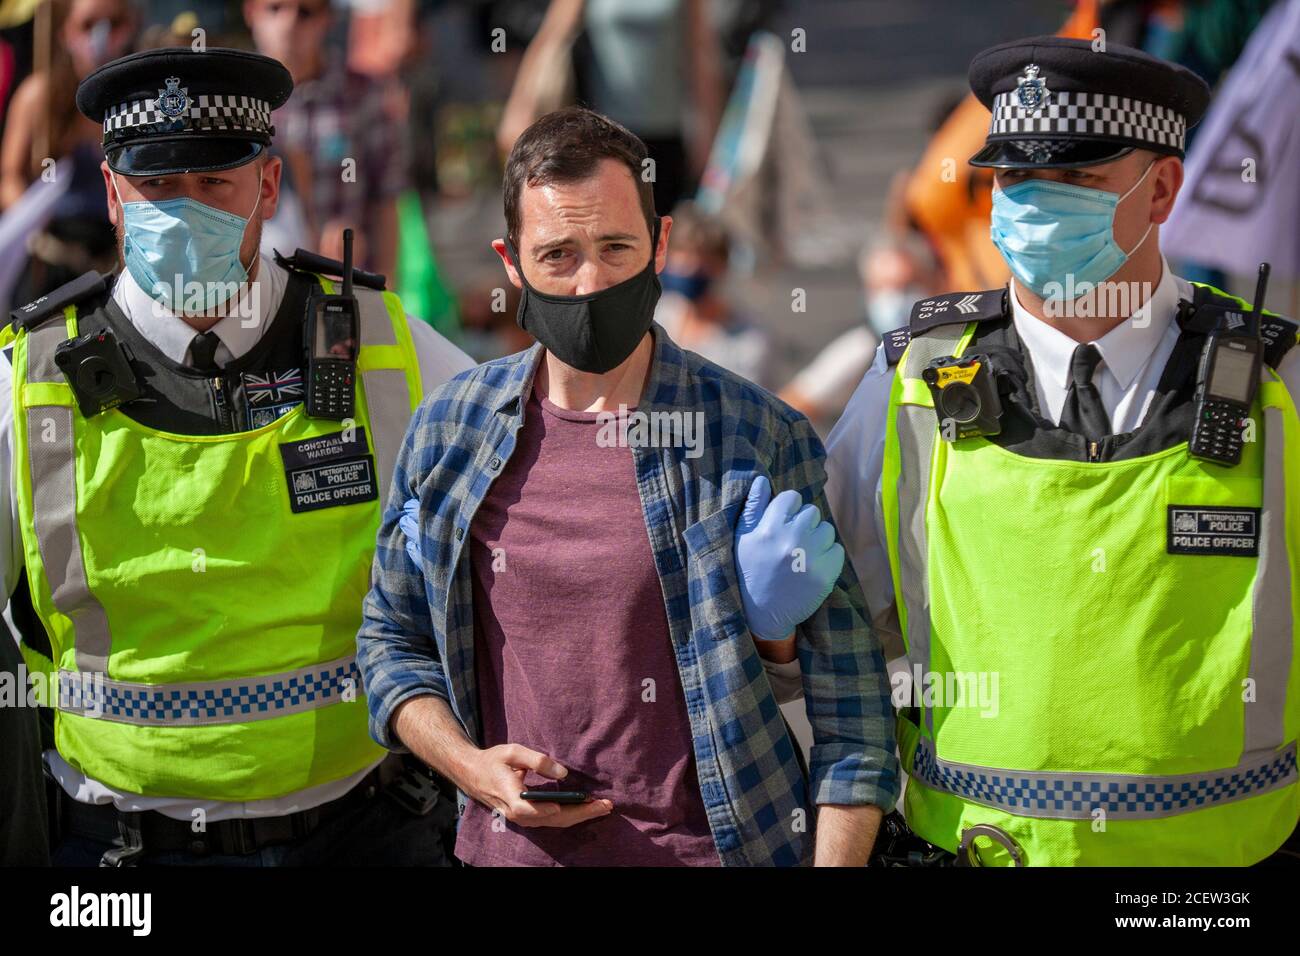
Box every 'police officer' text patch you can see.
[280,427,378,514]
[1167,505,1260,557]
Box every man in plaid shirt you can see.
[357,108,898,866]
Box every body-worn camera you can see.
[53,328,144,418]
[922,353,1003,440]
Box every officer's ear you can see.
[1149,155,1183,225]
[256,152,283,222]
[101,160,121,228]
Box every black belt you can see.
[869,811,957,867]
[56,754,443,864]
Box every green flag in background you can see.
[396,189,460,338]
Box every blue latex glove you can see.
[734,475,845,641]
[399,497,422,566]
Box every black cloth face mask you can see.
[508,217,662,374]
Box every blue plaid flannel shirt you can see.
[356,327,899,865]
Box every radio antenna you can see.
[1251,262,1270,316]
[342,228,354,299]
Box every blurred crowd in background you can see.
[0,0,1295,435]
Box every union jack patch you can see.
[242,368,304,405]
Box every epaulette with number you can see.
[884,289,1009,366]
[1178,284,1298,369]
[911,288,1008,333]
[882,327,913,367]
[1260,314,1298,369]
[9,271,108,333]
[273,248,387,291]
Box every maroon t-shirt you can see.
[453,389,720,866]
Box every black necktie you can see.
[188,331,222,372]
[1060,343,1110,442]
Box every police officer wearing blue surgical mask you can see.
[0,47,475,866]
[816,37,1300,866]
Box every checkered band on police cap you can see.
[989,89,1187,152]
[103,89,273,140]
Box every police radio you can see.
[1189,264,1269,466]
[922,353,1003,440]
[304,228,359,420]
[54,327,144,418]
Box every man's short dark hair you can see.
[503,106,657,251]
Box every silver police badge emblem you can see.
[1015,139,1059,164]
[157,76,189,118]
[1015,63,1051,112]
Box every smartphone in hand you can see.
[519,790,590,804]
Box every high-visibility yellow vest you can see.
[881,285,1299,865]
[4,275,422,800]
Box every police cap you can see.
[968,35,1211,169]
[76,47,293,176]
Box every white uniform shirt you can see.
[1011,258,1185,432]
[823,262,1300,627]
[0,255,475,821]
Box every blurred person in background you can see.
[580,0,724,211]
[133,7,246,52]
[455,272,530,363]
[498,0,724,215]
[244,0,408,277]
[1097,0,1280,290]
[345,0,415,79]
[711,0,787,84]
[780,234,942,429]
[902,88,1009,294]
[1099,0,1278,78]
[0,0,137,300]
[0,1,41,125]
[654,200,769,387]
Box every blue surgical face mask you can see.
[989,161,1155,298]
[661,267,713,302]
[112,173,261,313]
[865,286,923,336]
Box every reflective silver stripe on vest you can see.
[24,319,114,674]
[893,323,969,735]
[1244,403,1294,760]
[57,654,362,726]
[912,737,1298,821]
[356,290,411,500]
